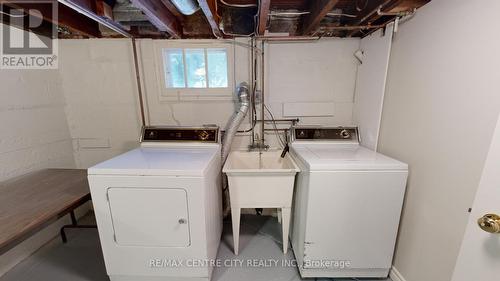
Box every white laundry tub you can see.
[222,150,300,254]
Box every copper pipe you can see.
[356,0,395,24]
[255,36,321,41]
[256,118,299,123]
[59,0,131,38]
[377,7,416,17]
[321,24,387,31]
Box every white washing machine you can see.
[88,126,222,281]
[290,126,408,278]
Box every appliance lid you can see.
[88,146,220,176]
[291,143,408,171]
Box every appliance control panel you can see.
[293,127,359,142]
[141,126,219,143]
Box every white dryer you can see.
[290,126,408,278]
[88,126,222,281]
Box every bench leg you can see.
[60,210,97,243]
[60,227,68,243]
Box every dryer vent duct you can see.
[222,82,250,164]
[170,0,200,15]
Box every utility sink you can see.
[222,150,300,255]
[223,150,299,175]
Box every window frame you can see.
[154,41,235,101]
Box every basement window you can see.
[159,44,233,100]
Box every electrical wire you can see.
[236,38,258,135]
[220,0,257,8]
[356,0,368,11]
[264,104,286,148]
[270,11,310,16]
[326,12,357,18]
[0,10,27,17]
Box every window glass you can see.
[184,49,206,88]
[162,47,230,91]
[207,48,228,88]
[163,49,185,88]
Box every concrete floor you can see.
[1,214,391,281]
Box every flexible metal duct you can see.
[222,82,250,164]
[170,0,200,15]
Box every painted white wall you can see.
[58,38,360,168]
[378,1,500,281]
[0,25,77,276]
[0,70,75,179]
[266,39,359,126]
[353,25,393,150]
[58,39,143,168]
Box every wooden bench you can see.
[0,169,96,255]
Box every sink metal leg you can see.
[281,207,291,254]
[231,208,241,255]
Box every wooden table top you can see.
[0,169,89,252]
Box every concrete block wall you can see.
[0,69,75,180]
[0,40,76,274]
[58,38,361,168]
[58,39,142,168]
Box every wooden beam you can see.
[198,0,222,38]
[59,0,131,37]
[1,1,100,37]
[257,0,270,35]
[299,0,340,35]
[95,0,114,20]
[0,6,54,38]
[345,0,399,37]
[130,0,182,38]
[346,0,429,37]
[159,0,184,20]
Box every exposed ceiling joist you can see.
[130,0,181,38]
[54,3,101,37]
[346,0,429,37]
[345,0,400,37]
[1,0,433,39]
[1,1,100,38]
[198,0,222,38]
[159,0,184,21]
[300,0,340,35]
[0,6,54,38]
[58,0,131,37]
[257,0,271,35]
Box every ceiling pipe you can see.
[170,0,200,16]
[322,24,387,30]
[58,0,132,37]
[255,36,321,42]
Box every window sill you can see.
[159,94,235,102]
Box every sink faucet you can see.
[248,133,269,151]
